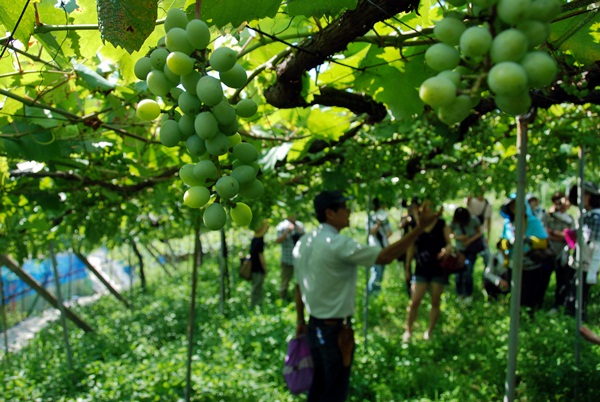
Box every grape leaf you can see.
[35,32,71,69]
[0,122,60,162]
[202,0,281,28]
[73,63,116,92]
[97,0,158,53]
[0,1,36,49]
[286,0,357,17]
[551,12,600,67]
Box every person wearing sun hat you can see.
[498,193,550,312]
[249,218,270,308]
[292,189,440,401]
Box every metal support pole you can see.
[504,115,529,402]
[575,146,585,365]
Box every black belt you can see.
[309,316,351,326]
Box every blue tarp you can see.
[1,253,89,304]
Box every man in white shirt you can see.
[293,190,439,401]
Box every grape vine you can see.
[134,9,261,231]
[420,0,562,125]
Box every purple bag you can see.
[283,335,314,394]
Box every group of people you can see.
[243,184,599,401]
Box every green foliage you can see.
[2,253,600,401]
[287,0,358,17]
[0,1,36,48]
[97,0,158,53]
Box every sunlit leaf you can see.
[0,1,36,49]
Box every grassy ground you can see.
[1,240,599,401]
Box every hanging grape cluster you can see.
[420,0,562,125]
[133,9,261,231]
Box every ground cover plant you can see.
[1,250,599,402]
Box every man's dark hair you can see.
[316,202,346,223]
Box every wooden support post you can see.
[0,254,94,333]
[74,252,130,309]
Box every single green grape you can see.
[165,27,194,55]
[459,26,492,58]
[212,100,237,126]
[146,70,171,97]
[209,47,237,72]
[233,142,259,164]
[203,203,227,230]
[181,71,201,95]
[487,61,528,96]
[178,114,196,139]
[179,163,204,186]
[236,99,258,118]
[205,132,230,156]
[193,159,218,183]
[239,179,264,200]
[165,8,189,32]
[215,175,240,200]
[227,133,242,148]
[490,29,528,64]
[219,63,247,88]
[231,165,257,185]
[183,186,211,209]
[186,19,211,50]
[150,48,170,69]
[166,51,194,76]
[194,111,219,140]
[196,76,224,107]
[186,135,206,156]
[497,0,532,25]
[437,94,473,125]
[134,57,153,80]
[520,51,557,88]
[425,43,461,72]
[159,119,181,147]
[419,76,456,108]
[494,91,532,115]
[178,91,201,115]
[230,202,253,226]
[136,99,161,121]
[433,16,467,46]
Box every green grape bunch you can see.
[133,9,261,231]
[419,0,562,125]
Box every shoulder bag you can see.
[239,256,252,281]
[283,335,314,394]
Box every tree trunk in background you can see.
[143,242,174,277]
[0,254,94,333]
[129,238,146,291]
[74,251,130,309]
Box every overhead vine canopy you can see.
[0,0,599,259]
